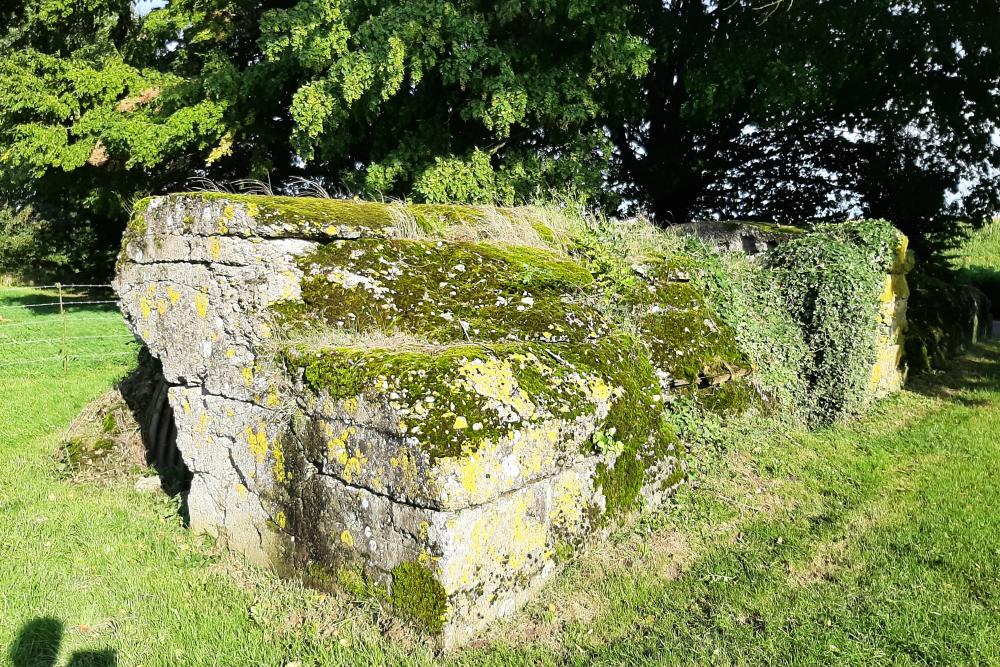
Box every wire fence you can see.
[0,283,139,374]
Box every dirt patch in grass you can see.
[57,389,148,484]
[789,535,850,586]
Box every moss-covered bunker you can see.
[113,193,909,647]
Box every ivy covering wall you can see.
[650,218,905,425]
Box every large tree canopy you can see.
[0,0,998,277]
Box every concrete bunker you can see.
[113,194,909,646]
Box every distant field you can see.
[951,219,1000,306]
[0,285,137,376]
[2,286,1000,666]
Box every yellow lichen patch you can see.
[508,498,547,570]
[340,530,355,547]
[456,357,536,419]
[894,233,909,266]
[226,347,236,359]
[210,237,221,261]
[182,398,191,414]
[235,483,248,498]
[456,448,487,495]
[343,397,358,416]
[869,363,883,391]
[272,440,287,483]
[275,511,287,530]
[465,518,497,566]
[453,416,469,430]
[390,449,421,489]
[197,413,209,434]
[139,296,152,319]
[878,274,909,304]
[219,205,235,234]
[510,424,560,478]
[343,449,368,484]
[265,390,281,408]
[241,366,254,386]
[891,274,909,299]
[165,286,181,305]
[416,550,441,568]
[441,495,547,586]
[550,472,585,530]
[246,423,269,463]
[327,427,355,468]
[155,298,169,315]
[194,291,209,318]
[586,377,614,404]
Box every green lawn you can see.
[950,218,1000,306]
[2,286,999,666]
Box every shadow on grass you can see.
[0,288,120,318]
[9,618,116,667]
[907,339,1000,405]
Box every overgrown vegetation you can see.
[0,203,109,282]
[571,216,902,425]
[905,272,993,373]
[899,218,997,374]
[762,220,901,423]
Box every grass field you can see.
[2,286,999,666]
[951,218,1000,305]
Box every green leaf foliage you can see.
[1,0,997,277]
[762,220,900,424]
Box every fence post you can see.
[57,282,68,374]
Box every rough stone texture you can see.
[673,220,801,256]
[869,236,918,395]
[113,194,908,646]
[114,194,715,646]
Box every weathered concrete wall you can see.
[114,194,739,645]
[113,194,908,646]
[871,240,914,395]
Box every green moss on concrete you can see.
[286,340,617,459]
[391,561,448,634]
[570,224,750,386]
[638,308,747,385]
[583,335,683,517]
[116,202,152,271]
[186,193,401,233]
[288,238,607,344]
